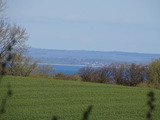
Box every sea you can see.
[52,64,85,75]
[38,63,99,75]
[52,64,98,75]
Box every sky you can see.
[6,0,160,54]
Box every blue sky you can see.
[7,0,160,53]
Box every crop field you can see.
[0,76,160,120]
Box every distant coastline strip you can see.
[38,63,100,67]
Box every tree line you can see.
[78,59,160,89]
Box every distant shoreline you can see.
[38,63,100,67]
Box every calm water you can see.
[52,65,85,75]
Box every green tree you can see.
[147,58,160,89]
[7,52,38,77]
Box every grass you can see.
[0,76,160,120]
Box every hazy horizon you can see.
[7,0,160,54]
[30,47,160,55]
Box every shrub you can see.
[6,53,38,77]
[111,63,127,85]
[126,64,147,86]
[78,66,95,82]
[32,64,54,78]
[78,63,147,86]
[92,66,113,83]
[111,63,147,86]
[53,73,81,81]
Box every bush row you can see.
[79,59,160,88]
[1,58,160,88]
[78,63,147,86]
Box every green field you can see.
[0,76,160,120]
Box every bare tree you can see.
[110,63,127,85]
[110,63,147,86]
[78,66,95,82]
[0,0,38,76]
[126,64,147,86]
[0,0,13,116]
[0,0,28,71]
[0,20,32,75]
[0,0,6,17]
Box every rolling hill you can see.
[27,48,160,66]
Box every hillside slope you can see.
[0,76,160,120]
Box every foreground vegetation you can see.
[0,76,160,120]
[0,1,160,119]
